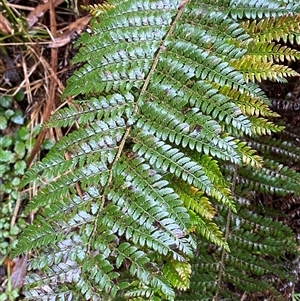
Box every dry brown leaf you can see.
[10,255,27,289]
[48,15,92,48]
[26,0,64,28]
[0,12,13,34]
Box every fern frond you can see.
[15,0,300,299]
[82,3,115,17]
[189,211,229,250]
[236,159,300,196]
[163,260,191,291]
[218,85,278,117]
[245,41,300,63]
[176,182,216,221]
[133,134,236,210]
[249,116,284,136]
[179,203,297,300]
[248,136,300,164]
[232,57,299,82]
[228,0,300,20]
[242,14,300,44]
[236,140,263,167]
[47,93,135,128]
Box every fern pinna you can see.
[15,0,300,300]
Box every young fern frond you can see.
[244,41,300,63]
[82,3,116,17]
[15,0,300,300]
[232,58,299,83]
[231,14,300,84]
[242,14,300,44]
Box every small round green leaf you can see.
[12,177,20,186]
[0,164,8,177]
[18,126,30,140]
[10,225,20,236]
[0,136,12,148]
[0,95,12,108]
[0,149,14,162]
[14,141,25,158]
[14,89,25,102]
[0,115,7,130]
[11,110,24,125]
[14,160,26,175]
[4,109,14,118]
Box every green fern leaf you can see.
[15,1,300,300]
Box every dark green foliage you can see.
[15,0,300,300]
[178,201,297,300]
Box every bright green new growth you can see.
[15,0,300,300]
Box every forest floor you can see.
[0,0,97,299]
[0,0,300,300]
